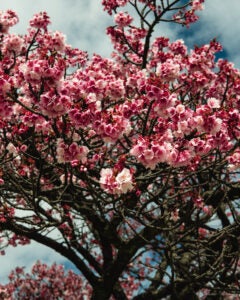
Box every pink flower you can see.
[170,209,179,222]
[99,168,117,194]
[189,138,212,155]
[0,10,19,33]
[130,138,171,169]
[40,91,71,117]
[100,168,134,194]
[29,11,51,31]
[207,97,220,108]
[6,142,18,156]
[0,98,13,119]
[204,115,222,135]
[198,228,208,238]
[156,59,181,80]
[94,114,132,142]
[114,11,133,27]
[227,149,240,170]
[194,197,203,208]
[169,148,192,167]
[56,139,89,164]
[191,0,204,11]
[0,77,11,95]
[2,34,24,54]
[202,205,213,216]
[102,0,129,15]
[115,168,134,194]
[51,31,66,52]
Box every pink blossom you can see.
[29,11,51,31]
[169,39,187,56]
[114,11,133,27]
[99,168,118,194]
[2,34,24,54]
[202,205,213,216]
[102,0,129,15]
[227,149,240,170]
[191,0,204,11]
[198,228,208,238]
[170,209,180,222]
[40,91,71,117]
[51,31,66,52]
[0,261,91,299]
[115,168,134,193]
[69,108,93,128]
[169,148,192,167]
[0,10,19,33]
[94,113,132,142]
[207,97,220,108]
[6,142,18,156]
[56,139,89,164]
[0,98,13,119]
[130,138,171,169]
[0,75,11,93]
[189,138,212,155]
[204,115,223,135]
[100,167,134,194]
[194,197,204,208]
[156,59,181,80]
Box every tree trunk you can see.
[91,283,112,300]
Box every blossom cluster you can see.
[100,168,134,194]
[0,10,19,33]
[29,11,51,31]
[56,139,89,164]
[0,262,91,299]
[0,7,239,194]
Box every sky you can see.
[0,0,240,284]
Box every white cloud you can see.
[202,0,240,66]
[177,0,240,67]
[0,0,113,57]
[1,0,240,63]
[0,241,67,283]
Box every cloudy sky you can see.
[0,0,240,283]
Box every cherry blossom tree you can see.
[0,0,239,299]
